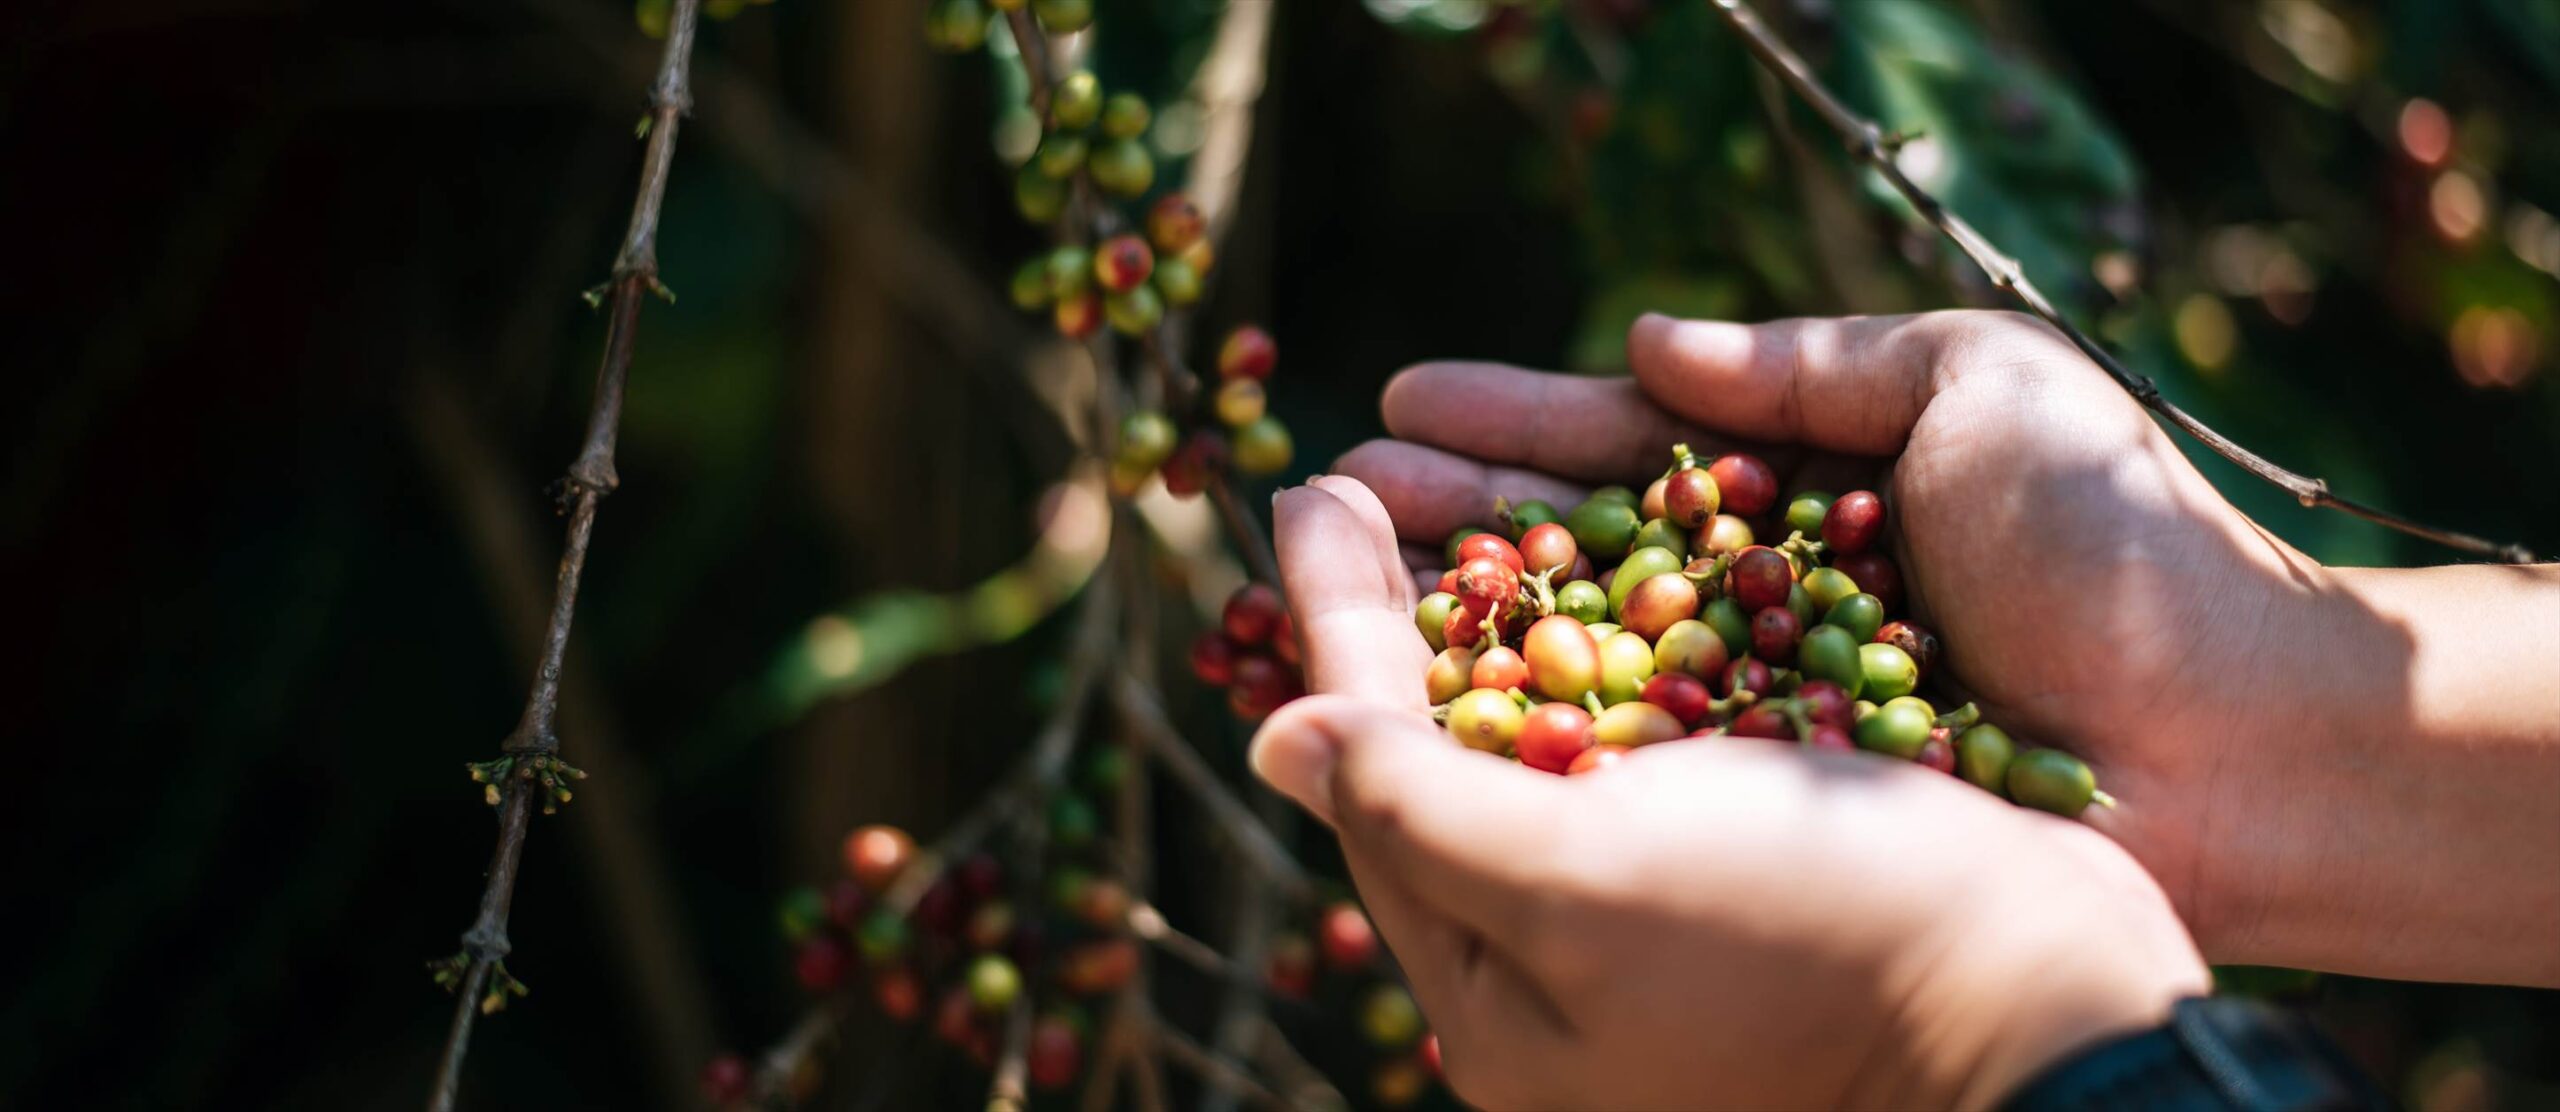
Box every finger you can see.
[1309,475,1415,612]
[1274,485,1435,708]
[1334,439,1587,544]
[1252,695,1586,978]
[1381,362,1758,482]
[1629,311,2016,455]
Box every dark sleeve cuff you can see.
[2000,996,2390,1111]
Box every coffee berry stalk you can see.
[1414,446,2114,818]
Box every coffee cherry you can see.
[1701,597,1751,659]
[1414,592,1459,651]
[1806,722,1856,752]
[1822,490,1886,555]
[1874,620,1940,681]
[1720,655,1774,698]
[1104,284,1163,335]
[873,965,923,1020]
[1636,476,1668,520]
[1652,619,1730,680]
[1640,672,1712,727]
[1651,467,1716,527]
[1470,645,1530,692]
[1729,704,1794,740]
[1160,430,1223,496]
[1516,702,1595,773]
[933,985,982,1049]
[967,954,1023,1013]
[1955,724,2015,793]
[1706,453,1778,516]
[1033,131,1087,177]
[1017,165,1069,223]
[1271,613,1301,666]
[1523,615,1601,702]
[1264,934,1316,998]
[1317,902,1378,969]
[1029,1015,1082,1090]
[1455,532,1527,576]
[1033,0,1093,33]
[2008,749,2098,816]
[1584,622,1622,641]
[1517,522,1578,577]
[1151,255,1202,306]
[1093,234,1154,292]
[1426,646,1478,704]
[1796,566,1851,613]
[1588,484,1640,507]
[1213,378,1267,428]
[1823,593,1885,643]
[1916,733,1958,774]
[1568,744,1631,774]
[1218,324,1278,381]
[1440,604,1483,654]
[1177,236,1215,276]
[1785,582,1817,628]
[1596,630,1656,706]
[1362,984,1424,1048]
[965,900,1017,952]
[1555,580,1609,625]
[702,1053,753,1104]
[1100,92,1151,140]
[795,934,850,993]
[1832,551,1902,612]
[1784,491,1834,537]
[1607,546,1685,620]
[1009,258,1054,309]
[1147,193,1206,254]
[1858,642,1919,700]
[1453,557,1519,620]
[1749,606,1802,664]
[1630,517,1690,560]
[1565,498,1642,560]
[1058,938,1139,994]
[1446,688,1524,753]
[1507,498,1562,536]
[1728,546,1794,612]
[1853,698,1933,758]
[1117,409,1176,470]
[1049,71,1102,129]
[1618,573,1701,643]
[1052,289,1102,338]
[1441,526,1486,569]
[1796,679,1855,728]
[925,0,989,51]
[1228,654,1295,720]
[1700,513,1756,556]
[1223,583,1284,644]
[824,879,869,930]
[843,824,915,892]
[1046,245,1095,297]
[1593,700,1685,747]
[1088,137,1153,196]
[1232,416,1293,475]
[778,884,828,942]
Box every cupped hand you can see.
[1250,476,2207,1110]
[1331,311,2337,955]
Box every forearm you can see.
[2208,562,2560,985]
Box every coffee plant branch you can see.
[424,2,706,1108]
[1707,0,2537,564]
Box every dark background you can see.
[5,0,2556,1108]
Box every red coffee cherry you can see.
[1454,532,1526,576]
[1146,193,1206,254]
[1218,325,1278,380]
[1822,490,1886,555]
[1453,556,1521,617]
[1515,702,1595,774]
[794,934,850,993]
[1228,654,1295,720]
[1471,645,1530,692]
[1806,723,1856,752]
[1029,1015,1083,1090]
[1317,902,1377,969]
[1518,522,1579,577]
[1662,466,1721,527]
[1187,631,1239,685]
[1719,655,1773,698]
[1833,551,1902,612]
[874,966,923,1020]
[1729,704,1794,740]
[1160,431,1225,497]
[1874,619,1940,681]
[1223,583,1285,644]
[1749,606,1802,664]
[1795,679,1854,728]
[1264,934,1316,999]
[1092,233,1154,293]
[842,824,915,892]
[1640,476,1670,521]
[1728,546,1795,612]
[1567,744,1632,774]
[1706,453,1779,516]
[1435,568,1460,596]
[1916,731,1958,774]
[1639,672,1712,727]
[701,1054,752,1104]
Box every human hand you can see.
[1331,311,2350,964]
[1250,476,2208,1109]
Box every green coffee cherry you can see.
[1824,593,1885,643]
[1565,499,1642,560]
[1557,580,1609,625]
[1583,622,1621,642]
[1033,0,1093,33]
[1785,582,1816,627]
[1016,165,1068,223]
[1607,547,1685,620]
[1116,410,1176,470]
[1105,284,1163,335]
[1009,258,1053,309]
[1046,246,1094,298]
[1785,491,1835,537]
[1507,499,1561,537]
[1955,724,2016,795]
[2007,749,2099,816]
[1152,256,1201,306]
[925,0,990,51]
[1854,699,1933,758]
[1034,133,1088,177]
[1050,71,1103,130]
[1702,597,1751,659]
[1415,593,1459,651]
[1232,417,1293,476]
[1088,138,1154,197]
[1588,485,1640,507]
[777,885,827,941]
[1630,518,1690,561]
[1050,794,1098,846]
[1100,93,1151,140]
[1801,567,1858,613]
[1797,624,1865,697]
[1858,642,1919,700]
[1597,631,1655,706]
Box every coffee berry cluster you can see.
[1415,446,2111,817]
[1262,900,1446,1107]
[1188,581,1306,721]
[698,752,1147,1106]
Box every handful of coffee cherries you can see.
[1414,446,2112,818]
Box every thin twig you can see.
[1705,0,2537,564]
[1112,674,1309,900]
[426,3,704,1108]
[1151,1024,1297,1112]
[1208,477,1286,591]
